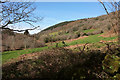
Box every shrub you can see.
[72,27,78,32]
[76,32,80,38]
[88,26,92,29]
[80,21,82,23]
[107,24,112,30]
[79,24,84,27]
[80,32,88,36]
[83,28,87,30]
[58,32,62,35]
[44,37,50,43]
[2,47,106,79]
[66,30,69,34]
[34,41,45,48]
[100,18,104,21]
[92,30,103,35]
[2,44,119,79]
[94,17,99,20]
[101,46,120,79]
[87,32,94,36]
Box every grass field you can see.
[67,34,117,46]
[83,29,95,33]
[49,34,117,47]
[2,33,117,64]
[2,46,50,63]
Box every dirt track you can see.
[98,33,116,37]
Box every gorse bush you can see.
[2,44,120,80]
[94,17,99,20]
[57,50,105,80]
[101,46,120,79]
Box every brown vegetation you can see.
[2,30,45,51]
[2,44,120,80]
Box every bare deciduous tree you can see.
[0,1,42,32]
[98,0,119,34]
[98,0,120,43]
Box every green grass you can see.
[46,34,117,47]
[46,34,117,48]
[83,29,95,33]
[49,31,63,36]
[2,46,50,63]
[49,32,59,36]
[67,34,117,46]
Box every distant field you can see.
[49,33,117,47]
[67,34,117,46]
[2,33,117,64]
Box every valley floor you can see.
[2,33,118,64]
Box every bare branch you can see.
[0,26,40,32]
[98,0,110,15]
[98,0,119,34]
[0,0,9,3]
[81,43,88,52]
[0,2,42,32]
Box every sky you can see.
[11,0,120,2]
[16,2,111,34]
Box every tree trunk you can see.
[118,2,120,44]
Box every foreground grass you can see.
[2,46,120,80]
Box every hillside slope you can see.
[36,12,117,43]
[2,12,117,52]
